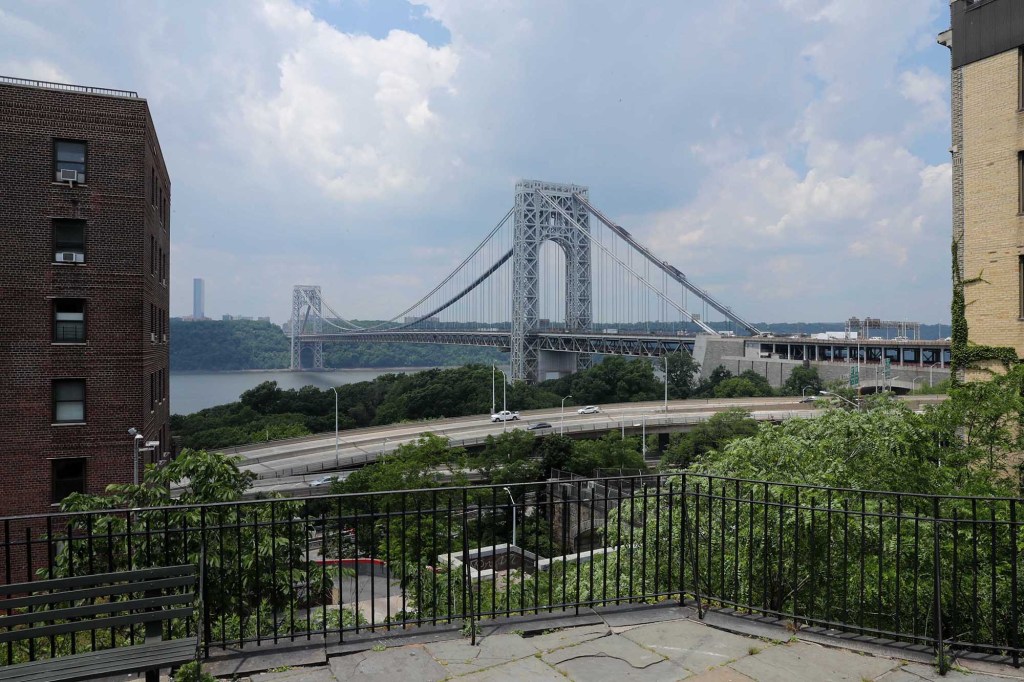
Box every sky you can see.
[1,0,954,324]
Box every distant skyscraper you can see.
[193,278,205,319]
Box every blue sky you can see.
[1,0,953,323]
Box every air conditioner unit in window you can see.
[150,333,158,342]
[161,334,168,343]
[59,169,79,183]
[56,252,85,263]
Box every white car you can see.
[308,475,338,488]
[577,405,601,415]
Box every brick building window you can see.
[1020,152,1024,214]
[53,379,85,423]
[53,140,86,183]
[1020,256,1024,319]
[52,458,86,503]
[53,299,86,343]
[1020,48,1024,111]
[53,219,85,263]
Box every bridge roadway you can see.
[221,395,946,497]
[293,329,693,358]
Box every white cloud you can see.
[0,58,68,83]
[224,1,459,202]
[1,0,954,323]
[899,67,949,128]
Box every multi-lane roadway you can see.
[217,395,945,497]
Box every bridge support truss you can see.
[290,285,324,370]
[511,180,593,383]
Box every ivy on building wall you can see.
[949,238,1019,382]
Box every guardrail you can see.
[1,473,1019,671]
[0,75,139,98]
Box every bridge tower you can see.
[290,285,324,370]
[511,180,593,382]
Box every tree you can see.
[661,408,758,468]
[471,430,539,483]
[694,366,733,397]
[666,352,700,399]
[712,372,772,398]
[538,434,575,475]
[780,365,823,397]
[56,450,331,643]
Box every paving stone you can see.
[524,622,611,652]
[250,666,337,682]
[542,633,666,668]
[452,653,568,681]
[622,619,764,673]
[328,645,446,681]
[552,655,692,681]
[875,668,934,682]
[728,641,898,682]
[893,662,1016,681]
[688,668,758,682]
[423,632,540,676]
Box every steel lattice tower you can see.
[290,285,324,370]
[511,180,592,382]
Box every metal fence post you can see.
[932,496,946,675]
[462,488,475,646]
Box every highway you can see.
[220,395,946,497]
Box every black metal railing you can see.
[0,473,1021,670]
[0,75,139,98]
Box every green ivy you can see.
[949,238,1019,382]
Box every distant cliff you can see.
[169,319,505,371]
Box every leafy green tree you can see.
[538,434,575,475]
[666,352,700,399]
[567,432,646,476]
[470,430,539,484]
[780,365,824,397]
[694,365,732,398]
[661,408,758,468]
[567,356,662,405]
[56,450,332,644]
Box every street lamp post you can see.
[503,487,517,548]
[912,377,925,391]
[560,394,573,435]
[128,428,143,485]
[801,386,814,398]
[491,363,496,416]
[819,390,860,410]
[633,415,648,458]
[663,356,669,413]
[329,386,339,467]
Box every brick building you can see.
[940,1,1024,362]
[0,76,171,517]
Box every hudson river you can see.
[170,368,425,415]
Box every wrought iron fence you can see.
[1,473,1021,669]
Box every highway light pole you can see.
[802,386,813,398]
[498,369,509,432]
[663,356,669,412]
[819,390,860,410]
[560,394,572,435]
[329,386,339,467]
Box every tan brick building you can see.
[0,76,171,516]
[941,0,1024,360]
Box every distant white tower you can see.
[193,278,205,320]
